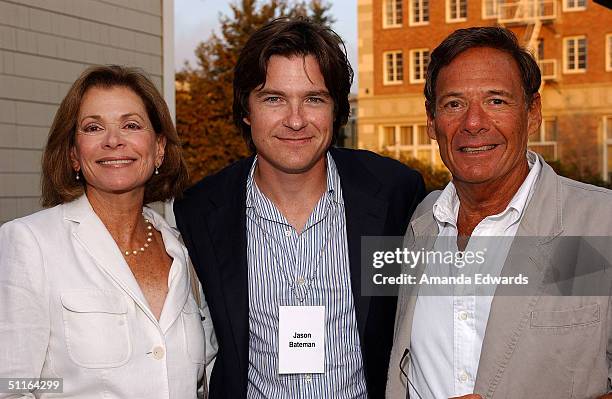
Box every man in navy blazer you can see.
[174,18,425,398]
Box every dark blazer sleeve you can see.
[331,148,426,398]
[387,167,426,235]
[173,157,253,399]
[365,158,426,399]
[175,184,230,399]
[174,185,209,285]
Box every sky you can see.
[174,0,358,92]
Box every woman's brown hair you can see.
[41,65,188,207]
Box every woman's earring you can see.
[75,170,80,180]
[154,166,159,175]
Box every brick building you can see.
[357,0,612,181]
[0,0,175,224]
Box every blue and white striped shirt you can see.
[245,153,367,398]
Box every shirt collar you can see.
[245,157,257,209]
[325,152,343,205]
[246,151,342,212]
[432,150,541,227]
[432,181,459,226]
[505,150,540,219]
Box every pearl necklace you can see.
[123,218,154,256]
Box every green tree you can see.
[176,0,334,184]
[389,153,451,193]
[387,154,612,192]
[547,159,611,189]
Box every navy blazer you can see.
[174,147,426,398]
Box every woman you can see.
[0,65,216,398]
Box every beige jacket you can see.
[387,155,612,399]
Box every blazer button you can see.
[152,346,165,360]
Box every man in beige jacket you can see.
[386,27,612,399]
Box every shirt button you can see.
[284,229,292,237]
[459,311,468,321]
[296,277,306,286]
[459,372,468,382]
[304,374,312,382]
[152,346,165,360]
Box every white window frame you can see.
[606,34,612,72]
[528,117,558,161]
[562,0,586,12]
[409,48,429,84]
[381,125,398,148]
[379,124,439,164]
[481,0,500,19]
[409,0,429,26]
[563,36,587,74]
[383,50,404,85]
[383,0,403,28]
[446,0,467,23]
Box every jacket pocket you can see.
[61,290,131,368]
[530,303,600,328]
[181,297,206,364]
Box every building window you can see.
[537,38,544,60]
[409,49,430,83]
[482,0,500,19]
[563,36,587,73]
[606,34,612,72]
[563,0,586,11]
[383,0,403,27]
[410,0,429,25]
[446,0,467,22]
[604,116,612,182]
[529,118,558,161]
[380,124,441,165]
[400,126,413,145]
[383,126,396,146]
[383,51,404,85]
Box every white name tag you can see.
[278,305,325,374]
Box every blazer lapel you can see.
[149,211,190,335]
[331,148,389,339]
[474,157,564,398]
[473,239,551,398]
[398,213,438,348]
[205,158,252,374]
[64,195,158,325]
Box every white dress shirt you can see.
[0,195,217,398]
[409,151,541,399]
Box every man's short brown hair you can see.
[233,17,354,152]
[41,65,189,207]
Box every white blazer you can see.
[0,195,217,398]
